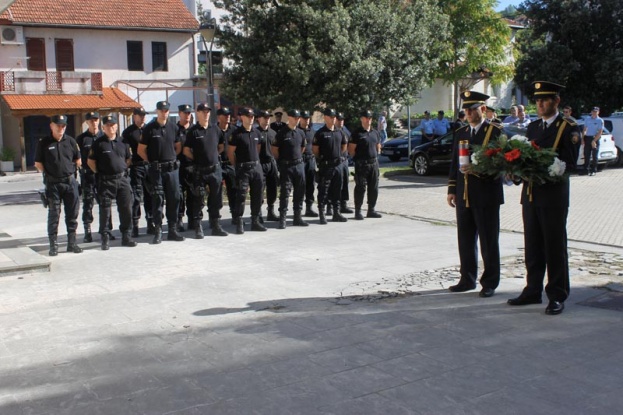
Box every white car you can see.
[603,117,623,166]
[576,125,617,169]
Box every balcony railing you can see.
[0,71,103,94]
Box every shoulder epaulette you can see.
[563,116,578,126]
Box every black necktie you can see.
[543,121,547,130]
[471,128,476,138]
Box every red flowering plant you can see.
[469,135,567,184]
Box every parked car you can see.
[576,125,617,170]
[381,126,423,161]
[603,117,623,166]
[408,131,454,175]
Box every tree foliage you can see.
[514,0,623,114]
[435,0,513,110]
[213,0,449,115]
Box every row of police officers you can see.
[34,102,383,253]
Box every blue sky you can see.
[495,0,523,11]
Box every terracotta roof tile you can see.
[2,87,141,116]
[1,0,198,32]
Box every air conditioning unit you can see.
[1,26,25,45]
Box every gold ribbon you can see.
[463,125,495,208]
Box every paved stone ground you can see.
[1,167,623,415]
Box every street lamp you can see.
[199,18,217,124]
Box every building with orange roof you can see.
[0,0,200,171]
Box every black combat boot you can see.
[340,201,354,214]
[101,232,110,251]
[332,205,348,222]
[326,204,333,216]
[107,231,116,241]
[83,224,93,243]
[251,216,267,231]
[49,235,58,257]
[131,221,139,238]
[277,212,287,229]
[318,205,328,225]
[266,205,279,222]
[293,211,309,227]
[147,219,156,235]
[234,217,245,234]
[177,218,185,232]
[195,223,204,239]
[167,223,186,241]
[152,225,162,244]
[304,202,318,217]
[367,209,382,218]
[67,232,83,253]
[354,208,364,220]
[122,233,137,247]
[210,218,228,237]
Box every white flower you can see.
[471,153,479,165]
[509,135,528,143]
[548,157,566,177]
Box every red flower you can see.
[485,148,502,157]
[504,148,521,162]
[531,141,540,150]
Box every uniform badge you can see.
[535,83,541,89]
[464,91,471,97]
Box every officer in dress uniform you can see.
[122,107,153,237]
[217,107,238,223]
[76,111,100,243]
[256,110,279,222]
[272,109,308,229]
[270,111,285,132]
[176,104,195,231]
[227,107,267,234]
[298,110,318,218]
[87,115,136,250]
[348,110,383,220]
[312,108,348,224]
[182,103,228,238]
[137,101,185,244]
[507,81,580,315]
[447,91,503,298]
[34,115,83,256]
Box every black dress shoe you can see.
[479,288,495,298]
[507,295,542,306]
[448,283,476,293]
[545,301,565,315]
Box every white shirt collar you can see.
[543,112,559,127]
[470,118,486,134]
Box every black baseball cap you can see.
[238,107,254,117]
[196,103,211,111]
[50,115,68,125]
[300,110,311,119]
[360,109,373,118]
[287,109,301,117]
[102,115,118,124]
[85,112,100,120]
[336,112,345,120]
[255,109,271,118]
[156,101,171,111]
[133,107,147,115]
[217,107,231,116]
[323,108,337,117]
[178,104,193,113]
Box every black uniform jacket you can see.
[521,115,579,208]
[448,121,504,208]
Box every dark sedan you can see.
[380,127,423,161]
[408,131,455,175]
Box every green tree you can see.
[436,0,513,112]
[213,0,449,116]
[514,0,623,114]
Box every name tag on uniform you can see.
[48,146,56,150]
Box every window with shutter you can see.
[152,42,168,72]
[55,39,74,71]
[26,38,46,71]
[127,41,144,71]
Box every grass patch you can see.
[380,166,414,177]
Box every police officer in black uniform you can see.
[227,107,267,234]
[182,103,228,238]
[137,101,185,244]
[122,107,153,237]
[87,115,136,250]
[298,110,318,218]
[34,115,83,256]
[312,108,348,224]
[76,111,100,243]
[334,112,353,216]
[217,107,238,223]
[508,81,580,315]
[256,110,279,222]
[270,111,285,132]
[348,110,383,220]
[447,91,503,298]
[272,109,308,229]
[176,104,195,232]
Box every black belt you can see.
[355,157,378,166]
[197,164,219,173]
[279,158,303,166]
[100,172,128,180]
[132,160,149,167]
[319,158,341,168]
[237,160,259,169]
[151,160,179,172]
[47,175,74,184]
